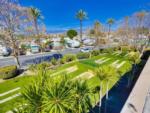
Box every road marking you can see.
[51,65,78,76]
[115,52,122,56]
[96,58,111,64]
[124,53,129,57]
[95,57,106,63]
[111,60,120,66]
[116,61,126,69]
[0,93,21,104]
[0,87,20,97]
[74,70,94,80]
[112,52,119,55]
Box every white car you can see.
[0,45,11,56]
[80,47,93,53]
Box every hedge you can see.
[0,65,17,79]
[77,52,90,59]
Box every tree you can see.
[17,71,93,113]
[128,51,140,79]
[107,18,115,38]
[29,7,43,48]
[73,80,92,113]
[76,9,88,41]
[67,29,78,39]
[136,11,146,28]
[92,86,100,105]
[95,66,107,110]
[29,7,42,35]
[94,20,101,46]
[0,0,29,68]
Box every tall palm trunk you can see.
[80,20,82,41]
[108,25,111,38]
[99,82,103,113]
[106,82,109,99]
[34,18,39,35]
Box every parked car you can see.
[0,45,12,56]
[83,38,95,46]
[80,47,93,53]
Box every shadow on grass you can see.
[89,60,146,113]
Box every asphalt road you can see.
[0,48,80,68]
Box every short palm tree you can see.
[104,66,118,99]
[92,86,100,105]
[95,67,107,107]
[73,80,92,113]
[107,18,115,38]
[76,9,88,41]
[128,51,140,75]
[42,76,74,113]
[21,70,48,113]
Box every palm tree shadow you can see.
[89,60,146,113]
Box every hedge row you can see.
[0,65,17,79]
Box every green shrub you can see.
[91,50,100,56]
[0,65,17,79]
[29,62,51,72]
[51,58,58,65]
[59,58,66,64]
[102,48,114,53]
[63,54,76,62]
[77,52,90,59]
[121,46,130,53]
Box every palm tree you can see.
[29,7,42,35]
[107,18,115,38]
[42,76,75,113]
[92,86,100,105]
[73,80,93,113]
[128,51,140,79]
[76,9,88,41]
[95,67,108,109]
[21,70,48,113]
[94,20,101,46]
[104,66,118,99]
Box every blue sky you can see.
[20,0,150,33]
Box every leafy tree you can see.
[67,29,78,39]
[76,9,88,41]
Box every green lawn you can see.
[0,52,131,113]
